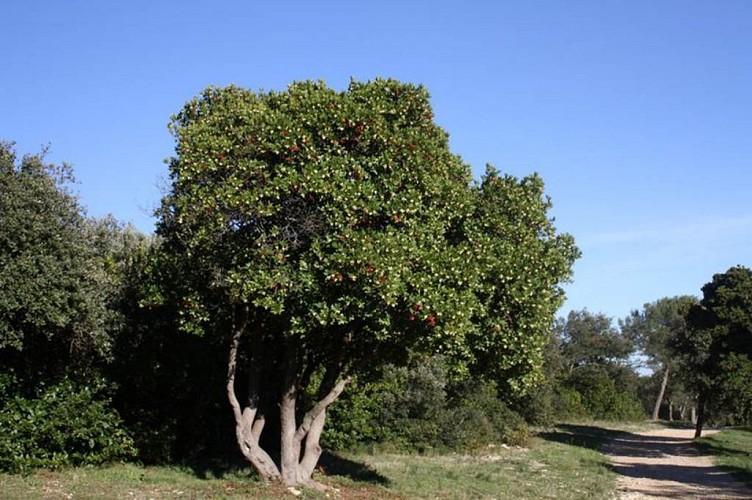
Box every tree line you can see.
[1,79,750,487]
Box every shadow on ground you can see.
[537,424,629,452]
[318,452,391,486]
[185,452,390,486]
[540,423,752,498]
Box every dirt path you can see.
[604,427,751,499]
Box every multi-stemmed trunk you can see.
[226,308,350,487]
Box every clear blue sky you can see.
[4,1,751,322]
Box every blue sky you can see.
[4,1,751,322]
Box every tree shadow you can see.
[318,451,391,486]
[539,423,752,496]
[539,424,706,458]
[537,424,630,451]
[182,449,390,487]
[188,455,255,480]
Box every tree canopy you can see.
[555,309,633,371]
[0,142,116,382]
[154,79,578,486]
[621,296,696,420]
[676,266,752,436]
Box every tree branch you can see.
[227,304,250,425]
[294,374,351,445]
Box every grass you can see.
[338,434,615,499]
[0,422,662,499]
[697,426,752,487]
[0,463,292,499]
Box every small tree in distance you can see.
[153,80,578,487]
[555,309,633,373]
[621,296,697,421]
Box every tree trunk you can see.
[668,401,673,422]
[282,373,351,487]
[226,308,281,481]
[280,348,303,487]
[652,365,669,421]
[226,310,352,487]
[694,393,706,439]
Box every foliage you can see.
[511,328,567,425]
[564,364,644,421]
[528,309,643,423]
[0,143,143,473]
[154,79,577,483]
[621,296,697,420]
[621,296,696,371]
[677,266,752,431]
[555,310,633,371]
[0,379,135,473]
[324,357,529,452]
[108,304,234,464]
[0,142,118,383]
[101,234,236,464]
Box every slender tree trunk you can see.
[280,345,303,487]
[280,382,303,485]
[278,342,352,488]
[652,365,670,421]
[668,401,673,422]
[694,393,706,439]
[227,308,281,481]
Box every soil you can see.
[604,427,751,499]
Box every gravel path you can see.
[604,427,751,499]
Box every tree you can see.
[0,142,116,384]
[621,296,696,420]
[555,310,633,372]
[0,142,138,470]
[548,310,644,421]
[461,171,580,396]
[678,266,752,437]
[154,80,578,487]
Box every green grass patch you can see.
[0,463,293,499]
[0,422,654,499]
[330,423,625,499]
[697,427,752,487]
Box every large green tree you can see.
[154,80,578,486]
[621,296,696,420]
[678,266,752,437]
[0,142,116,382]
[0,143,139,470]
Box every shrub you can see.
[445,381,529,448]
[566,365,644,421]
[324,357,530,452]
[0,379,136,473]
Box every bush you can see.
[324,357,529,452]
[0,379,136,473]
[445,381,529,448]
[565,365,644,421]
